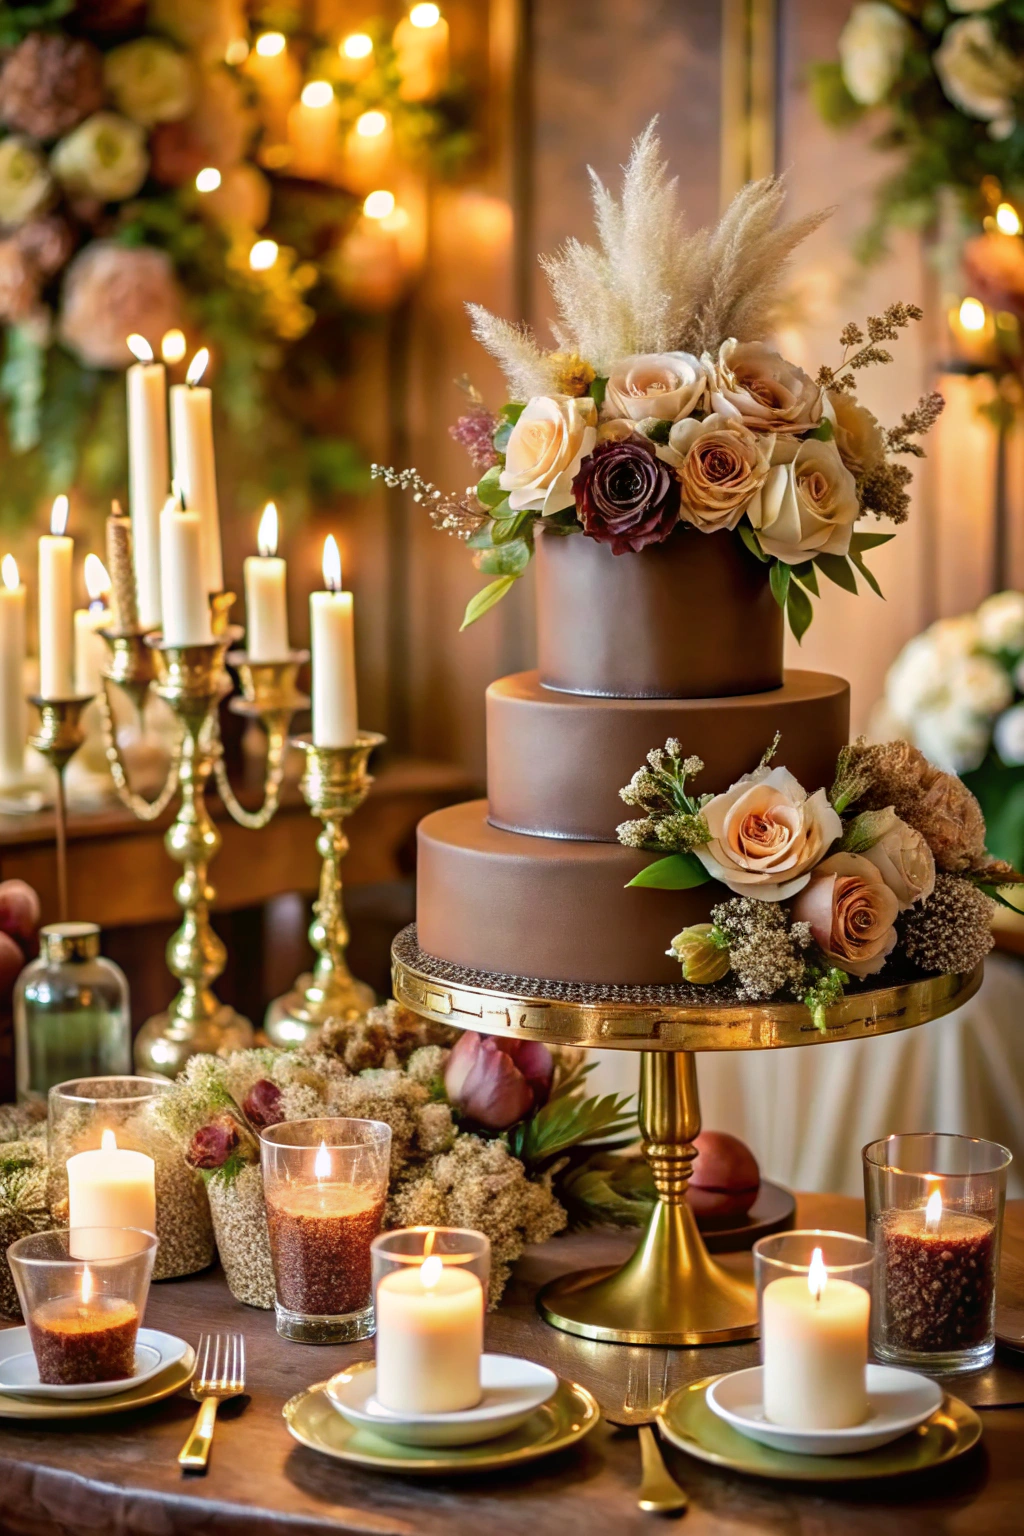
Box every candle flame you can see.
[313,1139,331,1180]
[356,110,388,138]
[257,502,278,558]
[996,202,1021,237]
[84,553,110,605]
[363,189,395,220]
[322,534,341,593]
[101,1128,117,1152]
[2,554,18,591]
[301,80,333,109]
[807,1246,827,1302]
[161,329,187,364]
[925,1188,943,1234]
[186,348,210,387]
[342,32,373,59]
[255,30,286,56]
[959,297,986,333]
[410,3,441,27]
[420,1254,443,1290]
[80,1265,93,1305]
[51,495,69,536]
[126,333,154,364]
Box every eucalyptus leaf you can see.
[492,419,514,453]
[816,554,859,593]
[474,537,531,577]
[491,509,535,544]
[769,560,792,609]
[476,464,505,507]
[460,575,518,630]
[626,852,710,890]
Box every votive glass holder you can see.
[371,1228,489,1414]
[261,1117,392,1343]
[8,1227,157,1385]
[864,1132,1011,1373]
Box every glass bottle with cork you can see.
[14,923,131,1104]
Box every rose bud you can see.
[186,1113,241,1171]
[242,1078,284,1130]
[688,1130,760,1224]
[444,1032,554,1131]
[668,924,730,984]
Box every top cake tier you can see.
[534,522,783,699]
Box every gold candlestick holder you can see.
[264,730,384,1049]
[27,694,93,921]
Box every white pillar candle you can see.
[762,1249,869,1430]
[0,555,26,785]
[126,334,168,631]
[393,8,450,101]
[243,502,289,661]
[73,554,111,696]
[160,498,212,646]
[67,1128,156,1261]
[375,1255,484,1413]
[39,495,74,699]
[170,349,223,597]
[310,534,358,746]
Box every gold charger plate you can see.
[0,1346,195,1420]
[658,1376,981,1482]
[283,1375,599,1473]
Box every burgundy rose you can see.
[186,1113,241,1171]
[444,1033,554,1132]
[0,879,39,1007]
[572,437,681,555]
[242,1079,284,1131]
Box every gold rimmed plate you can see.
[0,1346,195,1420]
[283,1375,599,1473]
[658,1375,981,1482]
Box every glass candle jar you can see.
[261,1117,392,1343]
[8,1227,157,1385]
[753,1231,873,1431]
[15,924,130,1104]
[864,1132,1011,1373]
[371,1228,489,1415]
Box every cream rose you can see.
[839,3,910,106]
[935,17,1022,123]
[705,339,824,437]
[828,389,886,477]
[658,413,774,532]
[858,808,936,910]
[696,765,843,901]
[104,39,195,128]
[603,352,705,423]
[791,852,899,978]
[748,437,859,565]
[0,137,53,228]
[51,112,148,203]
[498,394,597,515]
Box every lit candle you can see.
[310,535,358,746]
[0,554,26,785]
[338,31,374,83]
[762,1247,869,1430]
[66,1128,156,1261]
[375,1247,484,1414]
[126,333,168,632]
[169,349,223,597]
[73,554,111,696]
[393,4,450,101]
[243,502,289,661]
[39,495,74,699]
[244,30,300,143]
[876,1188,996,1358]
[160,494,212,646]
[343,109,394,192]
[28,1264,140,1385]
[288,79,341,181]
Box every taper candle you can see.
[243,502,289,661]
[159,497,211,646]
[126,334,168,632]
[310,535,357,746]
[73,554,111,696]
[0,555,26,785]
[39,495,74,699]
[393,5,450,101]
[105,502,139,635]
[169,349,223,597]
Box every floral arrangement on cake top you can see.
[618,733,1022,1025]
[372,121,943,635]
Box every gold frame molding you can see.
[720,0,778,209]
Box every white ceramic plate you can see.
[326,1355,559,1447]
[706,1365,944,1456]
[0,1327,189,1401]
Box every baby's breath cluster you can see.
[617,739,711,854]
[710,898,813,1002]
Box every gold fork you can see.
[178,1332,246,1471]
[604,1350,688,1515]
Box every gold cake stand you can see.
[392,926,982,1347]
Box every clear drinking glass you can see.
[261,1117,392,1343]
[15,924,130,1104]
[864,1132,1011,1372]
[8,1228,157,1385]
[753,1230,874,1355]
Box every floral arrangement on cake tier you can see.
[372,121,943,637]
[618,734,1023,1026]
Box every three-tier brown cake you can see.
[417,526,850,986]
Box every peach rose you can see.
[748,437,859,565]
[791,852,899,978]
[828,389,886,478]
[499,394,597,515]
[659,412,775,532]
[696,765,843,901]
[603,351,705,423]
[705,339,824,436]
[859,808,936,910]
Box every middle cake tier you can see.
[487,668,850,842]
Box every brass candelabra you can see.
[264,730,384,1049]
[27,693,94,920]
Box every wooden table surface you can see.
[1,1193,1022,1536]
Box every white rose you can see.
[935,17,1022,123]
[948,0,1002,12]
[995,702,1024,765]
[498,394,597,515]
[50,112,148,203]
[704,339,824,436]
[839,3,910,106]
[885,632,950,721]
[603,352,705,423]
[696,764,842,902]
[828,389,886,477]
[977,589,1024,652]
[747,437,859,564]
[104,39,195,128]
[859,807,936,910]
[914,703,990,774]
[948,652,1013,717]
[658,413,774,532]
[0,137,53,229]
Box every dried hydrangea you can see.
[901,875,994,975]
[840,739,989,873]
[320,999,457,1071]
[710,898,812,1002]
[450,408,500,471]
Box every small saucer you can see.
[706,1365,944,1456]
[326,1355,558,1446]
[0,1328,189,1402]
[0,1347,195,1420]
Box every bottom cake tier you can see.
[416,800,714,985]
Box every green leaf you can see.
[793,561,819,596]
[507,1091,636,1168]
[738,524,769,562]
[474,537,531,577]
[498,401,525,425]
[626,852,710,890]
[491,509,535,544]
[460,575,518,630]
[769,560,792,609]
[810,417,834,442]
[849,547,884,598]
[980,884,1024,914]
[849,531,895,552]
[476,464,505,508]
[816,554,858,593]
[642,418,671,445]
[787,581,814,643]
[466,523,495,550]
[491,419,514,453]
[589,376,608,408]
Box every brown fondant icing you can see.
[486,668,849,842]
[534,523,784,698]
[417,801,716,985]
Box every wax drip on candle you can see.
[925,1187,943,1235]
[186,348,210,389]
[2,554,18,590]
[258,502,278,558]
[126,333,154,364]
[807,1246,827,1304]
[84,554,110,616]
[313,1138,331,1180]
[419,1254,443,1290]
[323,533,341,592]
[51,495,69,537]
[80,1264,94,1306]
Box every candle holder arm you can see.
[96,682,182,822]
[211,723,288,831]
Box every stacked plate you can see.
[0,1327,194,1418]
